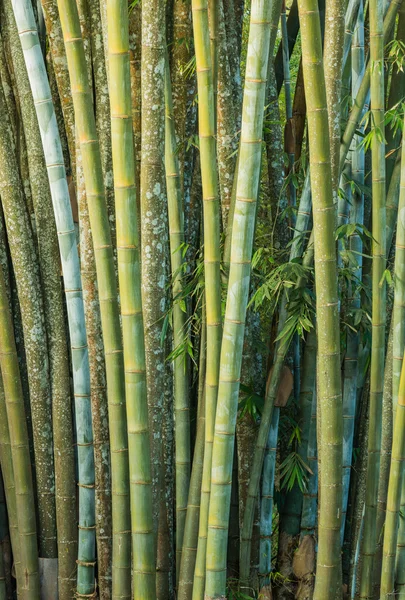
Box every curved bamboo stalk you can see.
[358,0,386,592]
[275,0,299,94]
[164,51,191,581]
[10,4,89,595]
[0,261,39,598]
[204,1,272,596]
[380,346,405,598]
[297,0,343,595]
[107,2,156,597]
[56,2,131,597]
[191,0,222,592]
[2,0,61,560]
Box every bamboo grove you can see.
[2,0,405,598]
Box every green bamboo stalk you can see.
[204,0,272,596]
[394,129,405,600]
[107,2,156,597]
[10,4,92,596]
[191,0,222,593]
[339,0,402,173]
[358,0,386,593]
[297,0,343,595]
[164,51,191,581]
[56,2,131,598]
[275,0,299,93]
[0,473,7,600]
[0,261,39,598]
[380,346,405,598]
[39,0,76,176]
[177,368,205,600]
[300,388,318,537]
[341,1,365,541]
[323,0,345,200]
[0,384,21,597]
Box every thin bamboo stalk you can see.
[0,384,21,597]
[358,0,386,592]
[0,261,39,598]
[164,51,191,581]
[297,0,343,595]
[341,1,365,542]
[258,408,280,587]
[107,2,156,597]
[204,1,272,595]
[380,345,405,598]
[56,2,131,597]
[300,389,318,537]
[191,0,222,592]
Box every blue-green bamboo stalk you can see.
[341,1,365,543]
[300,389,318,537]
[259,407,280,587]
[10,2,95,596]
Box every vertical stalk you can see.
[107,2,156,597]
[204,1,272,596]
[297,0,343,596]
[10,4,90,595]
[56,2,131,597]
[358,0,386,593]
[140,0,169,546]
[191,0,222,593]
[380,347,405,598]
[0,261,39,598]
[165,52,191,580]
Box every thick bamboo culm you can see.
[10,2,95,595]
[204,0,272,596]
[106,1,156,596]
[297,0,343,596]
[56,1,131,597]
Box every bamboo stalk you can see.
[380,345,405,598]
[297,0,343,594]
[259,408,280,587]
[191,0,222,592]
[107,2,156,597]
[56,2,131,597]
[164,50,191,582]
[10,4,97,596]
[0,260,39,598]
[341,1,365,542]
[204,1,272,595]
[358,0,386,592]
